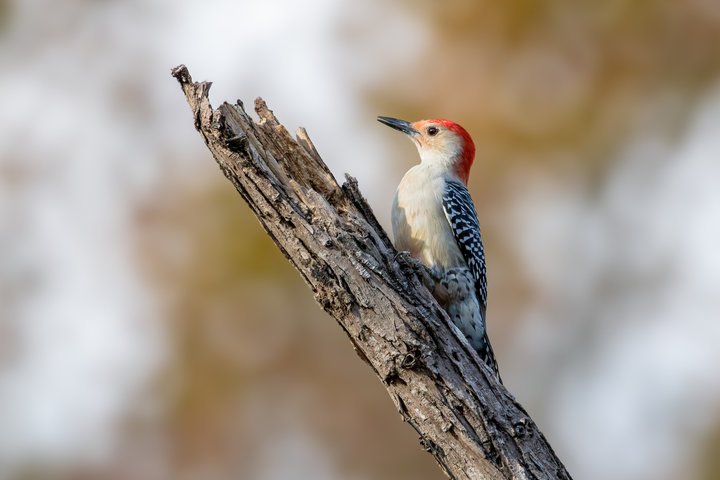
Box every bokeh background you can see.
[2,1,720,479]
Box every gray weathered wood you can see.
[171,64,572,480]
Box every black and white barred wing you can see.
[441,180,488,319]
[442,180,500,381]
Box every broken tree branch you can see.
[171,64,572,480]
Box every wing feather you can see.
[441,180,487,320]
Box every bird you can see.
[378,116,500,381]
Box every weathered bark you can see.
[171,64,572,480]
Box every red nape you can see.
[432,119,475,185]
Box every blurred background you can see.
[1,0,720,479]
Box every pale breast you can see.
[391,167,465,270]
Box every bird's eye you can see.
[427,126,439,136]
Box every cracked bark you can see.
[171,64,572,480]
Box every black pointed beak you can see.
[377,116,418,136]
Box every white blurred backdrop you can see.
[1,1,719,479]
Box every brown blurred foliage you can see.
[383,1,720,171]
[701,420,720,480]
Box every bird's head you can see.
[378,116,476,185]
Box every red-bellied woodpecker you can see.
[378,116,500,381]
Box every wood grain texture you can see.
[171,64,572,480]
